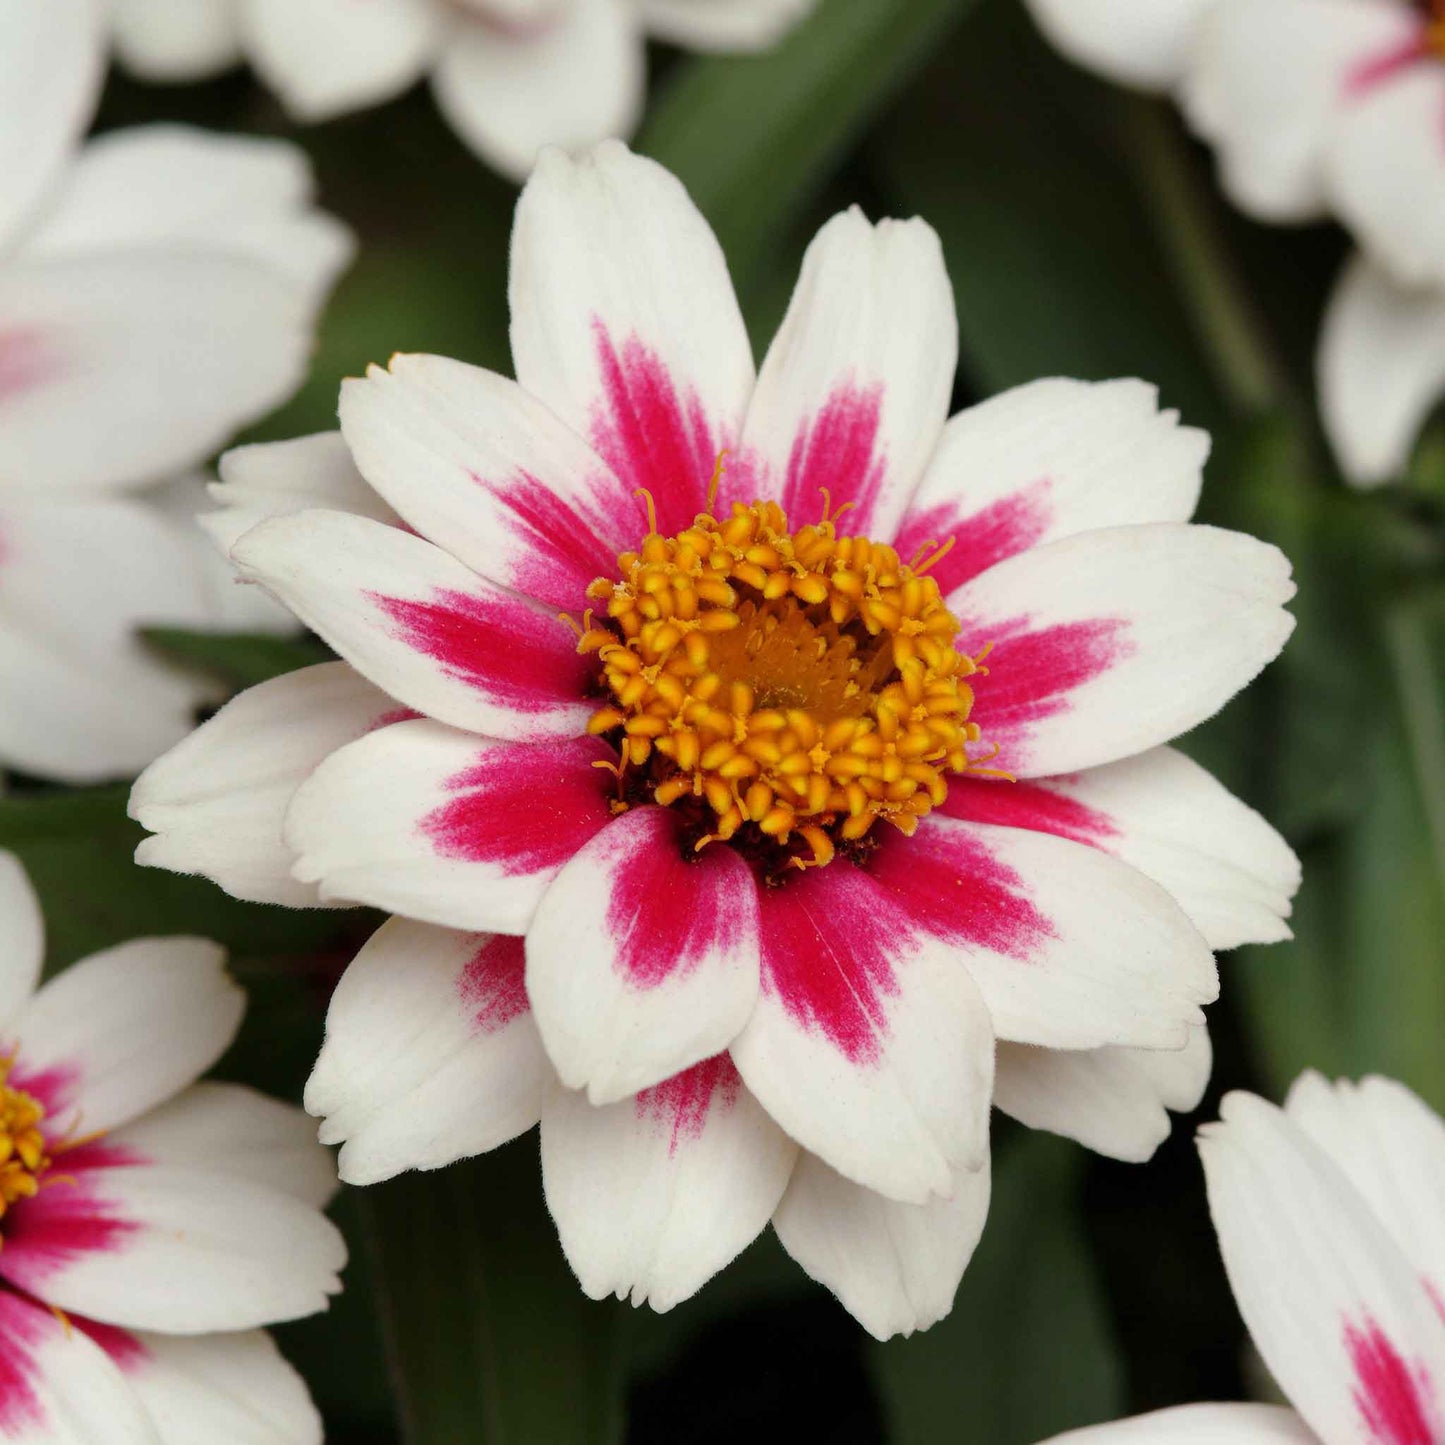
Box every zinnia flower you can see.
[0,850,346,1443]
[101,0,815,182]
[1040,1071,1445,1443]
[0,0,351,782]
[132,141,1299,1338]
[1025,0,1445,488]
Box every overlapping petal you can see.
[108,0,243,81]
[0,849,44,1032]
[1023,0,1210,91]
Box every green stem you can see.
[1383,599,1445,897]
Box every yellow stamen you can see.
[0,1057,51,1224]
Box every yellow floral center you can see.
[576,485,991,871]
[0,1063,49,1221]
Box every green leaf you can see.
[871,1132,1124,1444]
[639,0,979,301]
[144,628,333,690]
[361,1137,625,1445]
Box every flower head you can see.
[133,141,1298,1338]
[0,851,345,1444]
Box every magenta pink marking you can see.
[1343,1316,1439,1444]
[891,480,1054,595]
[370,585,591,716]
[457,934,530,1035]
[634,1054,741,1156]
[72,1314,148,1372]
[0,329,61,405]
[6,1063,82,1124]
[778,381,887,534]
[589,325,720,538]
[599,808,757,988]
[757,825,1053,1064]
[1426,1278,1445,1327]
[365,706,422,734]
[1346,31,1429,97]
[939,775,1119,849]
[0,1292,48,1431]
[422,735,615,872]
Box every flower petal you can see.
[729,859,995,1205]
[994,1026,1212,1165]
[735,208,956,540]
[940,746,1300,951]
[285,719,615,931]
[509,141,754,536]
[306,919,552,1186]
[0,850,44,1034]
[948,523,1295,777]
[541,1055,796,1312]
[891,378,1207,597]
[772,1148,991,1341]
[1199,1090,1445,1445]
[337,353,633,609]
[1039,1403,1317,1443]
[7,938,243,1136]
[432,0,645,184]
[526,806,761,1104]
[1023,0,1209,90]
[231,509,593,738]
[1318,252,1445,487]
[109,0,243,82]
[639,0,813,51]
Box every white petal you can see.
[942,746,1300,951]
[0,0,102,251]
[730,859,995,1205]
[1200,1090,1445,1445]
[1318,252,1445,487]
[433,0,645,184]
[0,253,311,493]
[541,1056,796,1311]
[736,208,956,540]
[1039,1403,1317,1443]
[114,1081,338,1209]
[243,0,441,121]
[125,1331,321,1445]
[7,937,243,1135]
[994,1027,1212,1164]
[231,510,593,738]
[948,523,1296,778]
[109,0,243,82]
[509,141,753,537]
[337,353,634,609]
[0,849,44,1033]
[285,719,616,930]
[892,378,1208,597]
[306,918,552,1186]
[1181,0,1415,223]
[1284,1071,1445,1313]
[639,0,814,51]
[773,1148,991,1341]
[1023,0,1210,90]
[131,661,403,909]
[526,806,761,1103]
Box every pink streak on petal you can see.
[1343,1316,1439,1445]
[0,329,61,405]
[589,324,719,537]
[1426,1278,1445,1328]
[891,480,1054,595]
[72,1315,148,1372]
[421,735,615,872]
[938,775,1119,849]
[600,808,757,988]
[7,1063,83,1125]
[366,707,422,734]
[370,586,592,715]
[457,934,530,1035]
[634,1053,741,1157]
[0,1292,48,1432]
[1345,31,1428,98]
[777,380,887,532]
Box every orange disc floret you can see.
[0,1059,49,1221]
[576,494,990,868]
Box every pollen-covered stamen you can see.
[0,1059,50,1222]
[579,493,991,867]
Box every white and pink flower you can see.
[1025,0,1445,488]
[0,0,351,782]
[102,0,815,183]
[1041,1071,1445,1444]
[0,850,345,1444]
[132,141,1299,1338]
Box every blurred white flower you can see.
[1039,1071,1445,1444]
[131,140,1299,1340]
[0,0,352,782]
[103,0,816,182]
[0,850,345,1445]
[1024,0,1445,488]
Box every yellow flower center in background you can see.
[0,1062,49,1221]
[578,487,990,870]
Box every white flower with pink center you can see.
[0,852,346,1444]
[1040,1072,1445,1445]
[101,0,814,182]
[132,141,1300,1339]
[1026,0,1445,488]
